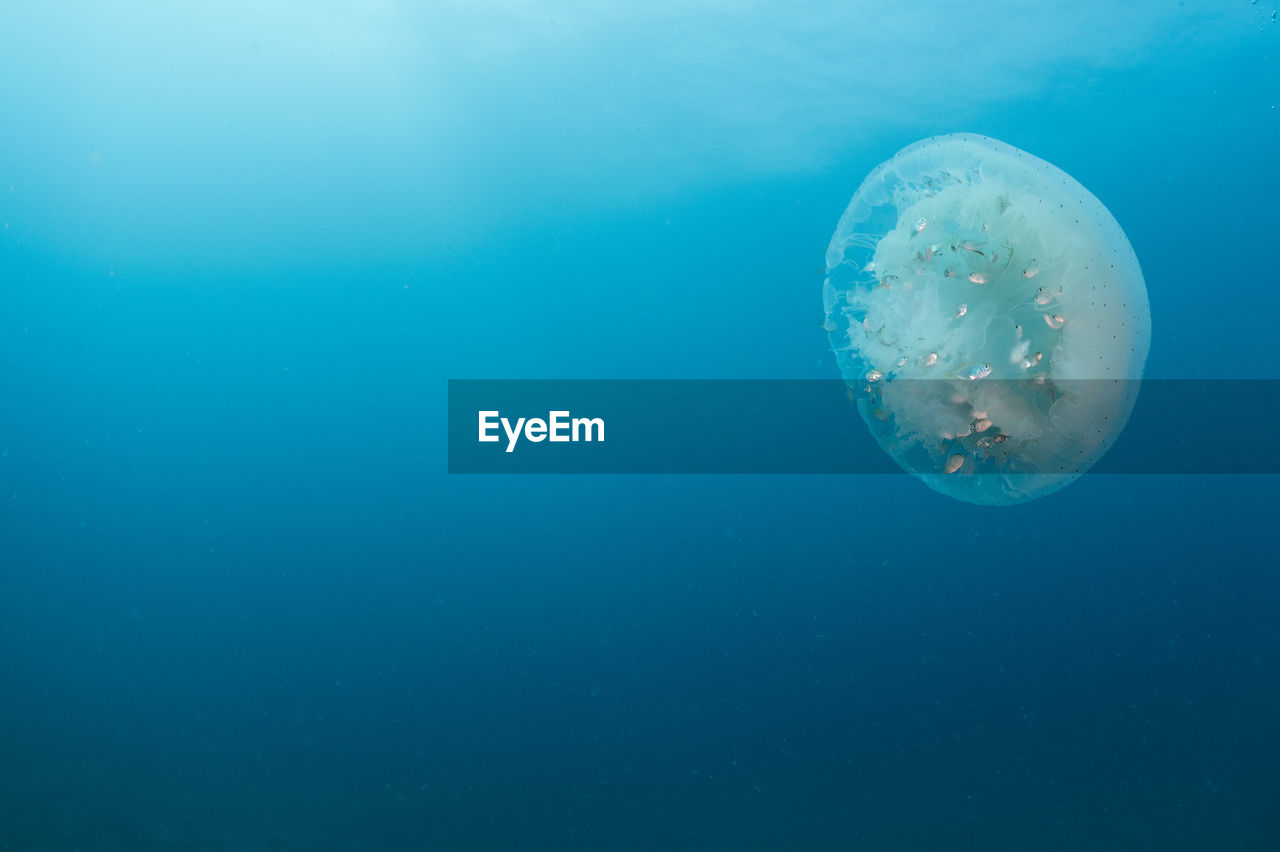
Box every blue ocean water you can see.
[2,2,1278,849]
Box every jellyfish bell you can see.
[823,133,1151,505]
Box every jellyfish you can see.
[822,134,1151,505]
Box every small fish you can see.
[944,454,965,474]
[973,418,993,433]
[1022,264,1040,279]
[959,241,985,255]
[954,303,968,318]
[915,217,928,233]
[967,364,992,381]
[897,356,909,367]
[968,272,987,284]
[865,369,883,382]
[924,352,938,367]
[1044,314,1065,330]
[993,434,1009,444]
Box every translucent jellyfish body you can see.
[823,134,1151,505]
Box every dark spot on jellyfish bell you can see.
[821,134,1151,505]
